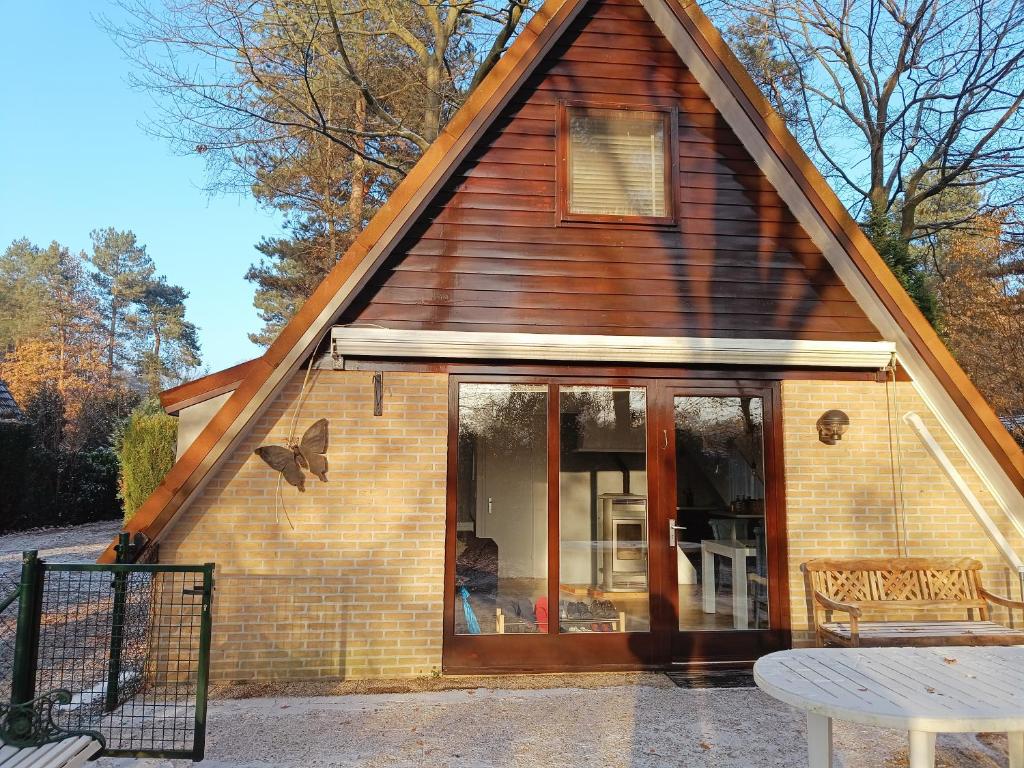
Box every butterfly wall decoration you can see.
[254,418,329,491]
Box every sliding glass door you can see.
[443,376,787,672]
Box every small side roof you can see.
[159,359,260,415]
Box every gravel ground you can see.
[1,520,123,694]
[1,524,1011,767]
[0,519,122,579]
[96,681,1010,768]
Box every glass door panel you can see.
[673,396,768,631]
[558,386,650,633]
[455,383,548,635]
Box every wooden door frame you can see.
[652,380,791,665]
[441,370,791,674]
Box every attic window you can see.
[561,105,674,222]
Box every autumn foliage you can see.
[0,232,200,531]
[936,218,1024,445]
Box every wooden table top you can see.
[754,646,1024,732]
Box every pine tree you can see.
[245,220,347,346]
[88,228,155,384]
[863,212,938,326]
[135,277,201,394]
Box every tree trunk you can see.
[422,59,443,143]
[57,325,67,396]
[899,203,918,242]
[349,91,367,227]
[107,301,117,385]
[151,326,161,394]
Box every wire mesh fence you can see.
[1,554,213,760]
[0,570,19,704]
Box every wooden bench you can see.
[0,737,101,768]
[802,557,1024,647]
[1,692,106,768]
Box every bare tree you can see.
[107,0,534,192]
[711,0,1024,243]
[106,0,535,343]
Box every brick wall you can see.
[158,370,1024,679]
[782,379,1024,642]
[159,370,448,681]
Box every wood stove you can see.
[599,493,648,591]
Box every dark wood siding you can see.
[340,0,881,341]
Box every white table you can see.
[700,539,756,629]
[754,647,1024,768]
[709,512,762,541]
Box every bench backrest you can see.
[801,557,985,605]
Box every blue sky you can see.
[0,2,283,372]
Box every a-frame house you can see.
[114,0,1024,678]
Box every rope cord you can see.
[884,356,910,556]
[275,330,330,529]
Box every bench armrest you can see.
[979,587,1024,611]
[810,591,863,618]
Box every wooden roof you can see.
[340,0,881,342]
[108,0,1024,561]
[159,359,258,415]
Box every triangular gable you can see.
[341,0,880,341]
[102,0,1024,561]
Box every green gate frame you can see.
[2,546,215,761]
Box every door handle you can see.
[662,429,669,450]
[668,520,685,548]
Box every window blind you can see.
[567,108,668,218]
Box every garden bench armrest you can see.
[979,587,1024,611]
[810,591,863,618]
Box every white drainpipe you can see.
[903,412,1024,602]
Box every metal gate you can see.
[1,542,214,760]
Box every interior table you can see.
[700,539,756,629]
[753,646,1024,768]
[708,511,763,540]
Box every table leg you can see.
[702,546,715,613]
[1009,732,1023,768]
[806,713,832,768]
[907,731,936,768]
[732,550,748,630]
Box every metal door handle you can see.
[668,521,685,547]
[662,429,669,449]
[488,497,493,514]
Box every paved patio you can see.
[98,678,1011,767]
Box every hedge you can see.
[117,401,177,523]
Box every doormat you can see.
[665,669,756,689]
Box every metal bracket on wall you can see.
[374,371,384,416]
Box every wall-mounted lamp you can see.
[373,371,384,416]
[816,409,850,445]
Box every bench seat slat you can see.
[838,599,988,613]
[58,740,101,768]
[5,742,51,768]
[36,738,98,768]
[821,620,1024,648]
[0,738,101,768]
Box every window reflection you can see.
[559,386,650,633]
[674,396,768,631]
[455,384,548,634]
